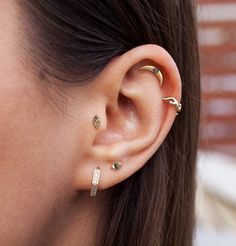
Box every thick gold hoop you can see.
[140,65,163,86]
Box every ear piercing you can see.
[140,65,182,114]
[162,97,182,113]
[92,66,181,131]
[92,115,101,129]
[140,65,163,87]
[90,167,101,197]
[111,161,122,170]
[90,162,121,196]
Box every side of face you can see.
[0,1,182,245]
[0,1,92,244]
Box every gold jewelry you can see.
[92,115,101,129]
[111,161,122,170]
[90,167,101,197]
[162,97,182,113]
[140,65,163,87]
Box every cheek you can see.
[0,78,83,244]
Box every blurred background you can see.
[195,0,236,245]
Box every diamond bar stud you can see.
[90,167,101,197]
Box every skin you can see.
[0,1,181,245]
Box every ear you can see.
[73,44,181,192]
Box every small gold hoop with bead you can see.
[162,96,182,114]
[92,115,101,129]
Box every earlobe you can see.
[73,44,182,195]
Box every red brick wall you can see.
[198,0,236,157]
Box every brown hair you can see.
[19,1,200,245]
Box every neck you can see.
[45,191,109,246]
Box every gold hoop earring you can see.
[90,167,101,197]
[140,65,163,87]
[162,97,182,113]
[92,115,101,129]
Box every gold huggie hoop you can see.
[162,97,182,114]
[90,167,101,197]
[139,65,163,86]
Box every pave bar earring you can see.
[90,167,101,197]
[162,96,182,114]
[140,65,163,87]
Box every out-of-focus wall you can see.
[195,1,236,245]
[198,0,236,157]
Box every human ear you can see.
[73,44,181,193]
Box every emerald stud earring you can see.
[111,161,122,170]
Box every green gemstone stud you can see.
[111,161,122,170]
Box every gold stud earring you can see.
[162,97,182,114]
[140,65,163,87]
[111,161,122,170]
[92,115,101,129]
[90,167,101,197]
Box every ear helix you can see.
[140,65,182,114]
